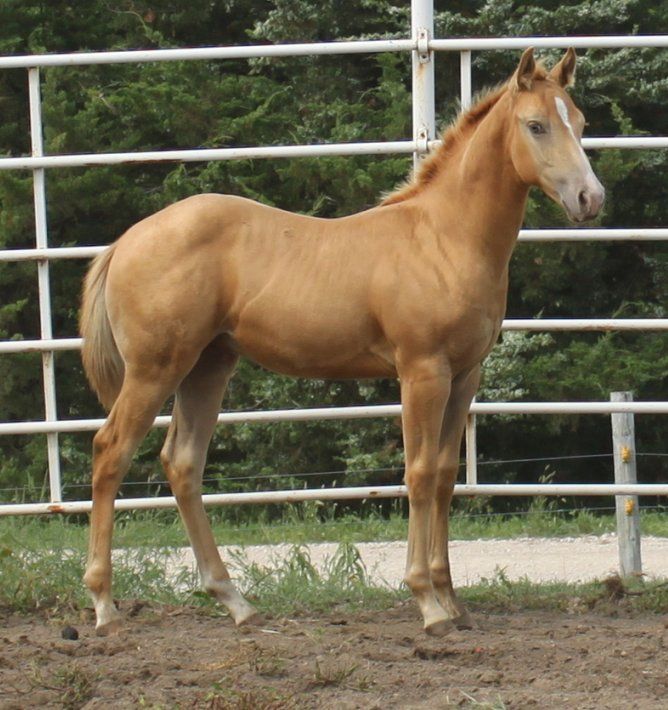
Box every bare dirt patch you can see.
[2,603,666,709]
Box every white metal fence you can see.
[1,0,667,516]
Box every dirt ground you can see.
[1,602,666,709]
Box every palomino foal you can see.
[80,48,603,636]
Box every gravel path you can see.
[168,534,668,587]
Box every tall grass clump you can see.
[0,534,198,615]
[230,542,403,617]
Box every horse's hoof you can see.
[95,616,123,637]
[453,611,475,630]
[234,606,261,627]
[424,618,456,637]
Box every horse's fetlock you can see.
[203,576,235,601]
[404,568,431,595]
[84,566,106,596]
[429,563,450,584]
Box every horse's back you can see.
[101,193,404,376]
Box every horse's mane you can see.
[381,65,548,206]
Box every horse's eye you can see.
[528,121,546,136]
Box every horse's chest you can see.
[443,309,501,369]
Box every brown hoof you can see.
[95,616,123,637]
[234,607,261,627]
[424,618,456,637]
[453,611,475,630]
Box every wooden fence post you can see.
[611,391,642,577]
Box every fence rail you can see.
[4,483,668,518]
[1,136,666,173]
[0,33,666,70]
[1,319,667,356]
[0,1,666,513]
[1,401,667,437]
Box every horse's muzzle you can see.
[563,178,605,223]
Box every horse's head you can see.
[507,48,605,223]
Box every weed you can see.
[136,697,168,709]
[456,691,508,709]
[231,543,402,617]
[0,543,197,614]
[206,640,288,679]
[28,662,97,709]
[460,568,668,615]
[204,683,294,709]
[0,545,88,613]
[250,651,288,679]
[311,657,358,687]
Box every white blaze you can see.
[555,96,574,134]
[555,96,591,165]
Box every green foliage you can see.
[227,542,402,615]
[461,567,668,614]
[0,533,196,613]
[2,530,666,618]
[0,0,666,508]
[2,507,667,557]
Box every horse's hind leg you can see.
[160,340,258,626]
[85,370,177,635]
[429,366,481,630]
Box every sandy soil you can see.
[2,603,667,709]
[2,536,668,708]
[171,535,668,588]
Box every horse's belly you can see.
[229,312,395,379]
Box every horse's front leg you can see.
[399,356,452,636]
[429,366,481,630]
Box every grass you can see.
[25,662,98,709]
[231,541,402,616]
[1,530,667,619]
[1,500,667,552]
[459,568,668,615]
[1,498,665,617]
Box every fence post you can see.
[460,50,472,110]
[411,0,435,169]
[28,67,62,503]
[465,398,478,485]
[611,391,642,577]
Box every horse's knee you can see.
[92,425,116,459]
[405,461,436,504]
[161,451,198,499]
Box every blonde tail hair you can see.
[79,245,124,411]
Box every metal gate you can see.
[1,0,667,515]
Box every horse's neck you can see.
[417,101,528,279]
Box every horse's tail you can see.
[80,244,124,411]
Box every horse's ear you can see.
[549,47,577,88]
[512,47,536,92]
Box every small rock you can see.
[477,670,502,684]
[61,625,79,641]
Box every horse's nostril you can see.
[578,190,589,210]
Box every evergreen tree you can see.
[0,0,665,509]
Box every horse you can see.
[80,47,604,637]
